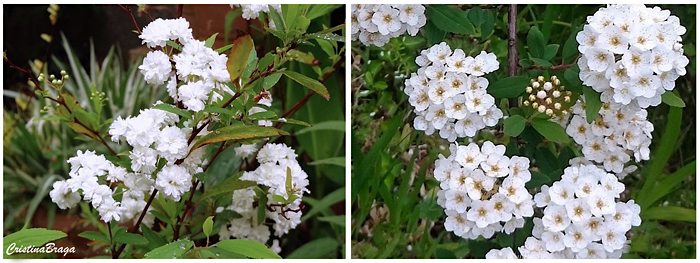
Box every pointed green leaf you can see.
[215,239,281,259]
[503,115,527,137]
[203,216,214,238]
[144,240,194,259]
[426,5,474,35]
[531,118,570,143]
[198,172,256,202]
[153,103,192,120]
[205,33,219,48]
[78,231,110,245]
[280,70,330,100]
[487,76,529,98]
[3,228,67,255]
[662,91,686,108]
[192,125,289,150]
[582,87,602,123]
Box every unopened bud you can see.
[564,96,571,103]
[546,109,554,116]
[537,76,544,82]
[553,78,560,86]
[49,74,56,81]
[56,80,62,85]
[523,101,530,106]
[562,110,569,115]
[51,79,58,85]
[552,90,561,98]
[37,76,44,82]
[63,75,69,80]
[60,70,67,76]
[526,86,533,93]
[536,90,547,99]
[543,82,553,91]
[551,76,558,81]
[545,98,552,105]
[532,102,539,108]
[554,103,562,110]
[529,94,536,101]
[532,82,540,89]
[538,105,546,113]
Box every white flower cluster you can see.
[435,142,534,240]
[351,4,426,47]
[516,164,641,259]
[577,4,688,109]
[404,42,502,142]
[49,150,154,225]
[564,98,652,174]
[138,18,233,112]
[231,4,282,20]
[109,102,207,202]
[219,143,309,249]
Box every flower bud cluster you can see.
[523,75,572,117]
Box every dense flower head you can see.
[513,164,641,259]
[562,97,652,174]
[435,142,534,240]
[137,17,234,112]
[404,42,501,141]
[139,17,193,48]
[219,143,309,250]
[351,4,426,47]
[577,4,688,109]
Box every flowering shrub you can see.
[351,4,427,47]
[4,4,344,259]
[351,4,694,259]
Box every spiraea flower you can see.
[405,42,501,141]
[577,4,688,109]
[435,141,534,240]
[351,4,426,47]
[512,164,641,259]
[219,143,309,252]
[231,4,282,20]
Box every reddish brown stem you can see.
[507,4,518,77]
[118,4,142,34]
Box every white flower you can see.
[139,18,193,48]
[542,231,567,252]
[155,164,192,201]
[485,247,518,259]
[372,5,401,35]
[542,205,571,232]
[49,180,81,209]
[352,4,426,47]
[235,144,258,158]
[97,199,125,223]
[139,51,172,85]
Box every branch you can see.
[118,4,142,35]
[507,4,518,77]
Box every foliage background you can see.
[351,4,695,259]
[3,4,345,259]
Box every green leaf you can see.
[144,240,194,259]
[527,26,546,59]
[216,44,234,54]
[3,228,67,256]
[78,231,110,245]
[141,224,166,251]
[301,186,345,221]
[641,206,696,222]
[662,91,686,108]
[526,171,552,188]
[286,237,339,259]
[227,34,254,82]
[153,103,193,121]
[191,125,289,150]
[113,232,148,245]
[263,73,282,90]
[481,10,495,39]
[543,44,560,61]
[488,76,529,98]
[275,118,311,127]
[306,4,341,20]
[561,67,583,94]
[305,33,344,43]
[198,174,256,202]
[426,5,475,35]
[203,216,214,238]
[531,118,570,143]
[308,156,345,167]
[503,115,526,137]
[257,193,268,225]
[268,5,286,33]
[248,110,278,120]
[425,20,447,45]
[582,87,602,123]
[205,33,219,48]
[166,40,182,51]
[318,215,345,227]
[295,120,344,135]
[641,160,696,208]
[215,239,281,259]
[562,29,579,62]
[280,70,330,100]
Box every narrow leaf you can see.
[281,70,330,100]
[216,239,281,259]
[192,125,289,150]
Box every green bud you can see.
[51,79,58,85]
[49,74,55,81]
[60,70,67,76]
[37,76,44,82]
[63,75,69,80]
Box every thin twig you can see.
[507,4,518,77]
[118,4,142,35]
